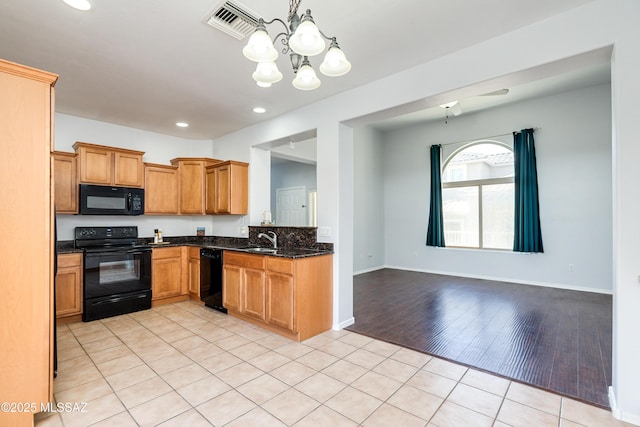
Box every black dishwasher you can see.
[200,248,226,313]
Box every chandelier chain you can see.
[288,0,302,21]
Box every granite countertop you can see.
[148,241,332,259]
[217,245,332,259]
[58,235,333,259]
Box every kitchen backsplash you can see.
[248,226,332,251]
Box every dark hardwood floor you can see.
[346,268,612,408]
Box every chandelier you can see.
[242,0,351,90]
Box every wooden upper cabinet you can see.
[114,151,144,187]
[52,151,78,213]
[171,158,220,214]
[74,141,144,187]
[144,163,179,214]
[205,160,249,215]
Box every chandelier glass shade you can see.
[242,2,351,90]
[292,57,321,90]
[242,24,278,62]
[252,61,283,87]
[288,12,325,56]
[319,39,351,77]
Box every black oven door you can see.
[83,246,152,321]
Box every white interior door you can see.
[276,186,307,226]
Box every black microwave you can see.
[79,184,144,215]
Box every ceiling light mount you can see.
[242,0,351,90]
[439,101,462,124]
[62,0,92,11]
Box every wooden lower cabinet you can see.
[152,246,188,305]
[188,247,201,300]
[223,252,266,319]
[223,251,332,341]
[55,253,83,318]
[222,263,241,312]
[242,267,267,321]
[266,269,295,331]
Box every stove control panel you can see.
[75,226,138,240]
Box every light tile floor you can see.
[35,301,632,427]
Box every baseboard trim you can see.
[334,317,355,330]
[353,266,385,276]
[610,387,640,426]
[382,264,613,295]
[609,387,620,419]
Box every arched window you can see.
[442,141,514,249]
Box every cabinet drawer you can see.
[152,246,182,260]
[57,252,82,268]
[224,251,265,269]
[266,257,294,275]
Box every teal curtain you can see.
[426,144,445,247]
[513,128,543,253]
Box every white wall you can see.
[208,1,640,421]
[353,126,386,273]
[368,83,611,293]
[54,113,248,241]
[270,160,317,217]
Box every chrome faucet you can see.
[258,231,277,249]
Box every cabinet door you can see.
[145,164,179,214]
[55,253,83,317]
[204,166,217,214]
[152,248,182,299]
[206,162,248,215]
[214,164,231,214]
[228,162,248,214]
[223,264,241,311]
[114,151,144,187]
[266,272,295,331]
[178,160,205,214]
[52,152,78,213]
[78,145,112,184]
[242,267,266,320]
[188,248,200,297]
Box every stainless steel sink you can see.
[240,247,277,254]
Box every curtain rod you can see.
[437,127,542,147]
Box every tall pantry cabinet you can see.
[0,59,57,426]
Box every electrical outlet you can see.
[240,226,248,235]
[318,226,331,237]
[569,264,575,272]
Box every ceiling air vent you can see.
[206,1,261,40]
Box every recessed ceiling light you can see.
[253,107,266,114]
[176,122,189,128]
[62,0,92,11]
